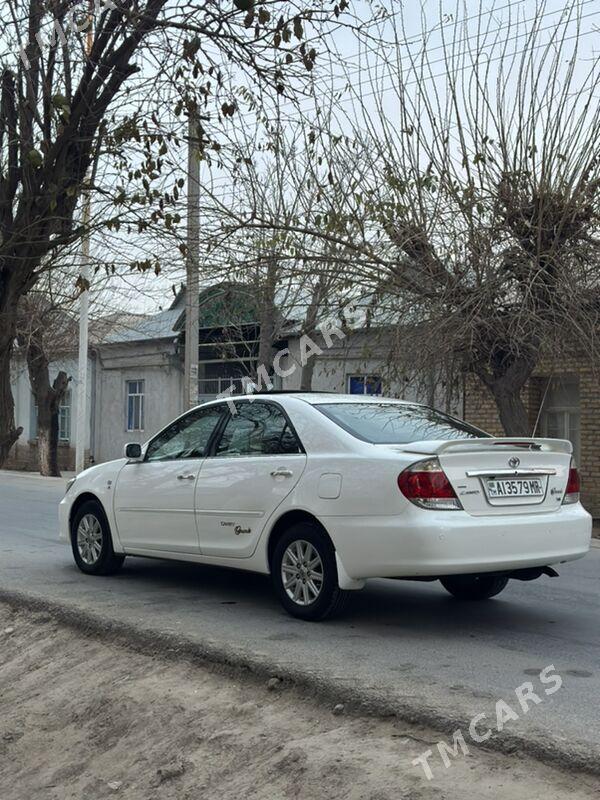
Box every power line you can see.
[315,0,557,70]
[309,3,600,109]
[130,2,600,194]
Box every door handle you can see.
[270,468,293,478]
[177,473,196,481]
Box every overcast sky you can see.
[93,0,600,318]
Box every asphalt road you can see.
[1,470,599,762]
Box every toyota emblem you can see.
[508,457,520,468]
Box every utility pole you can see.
[75,0,94,474]
[184,112,200,410]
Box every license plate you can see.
[485,477,545,499]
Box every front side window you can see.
[317,402,488,444]
[146,406,225,462]
[215,402,302,457]
[126,380,145,432]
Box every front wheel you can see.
[71,500,125,576]
[271,522,349,621]
[440,574,509,601]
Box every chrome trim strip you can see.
[195,508,264,518]
[465,468,557,477]
[117,507,196,514]
[117,507,264,517]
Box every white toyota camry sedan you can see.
[59,393,592,620]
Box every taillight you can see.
[398,457,462,511]
[562,461,580,505]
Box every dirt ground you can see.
[0,604,598,800]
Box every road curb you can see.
[0,587,598,778]
[0,469,73,482]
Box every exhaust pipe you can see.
[542,566,559,578]
[508,566,559,581]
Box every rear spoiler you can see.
[394,437,573,456]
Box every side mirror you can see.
[124,442,143,462]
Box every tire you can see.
[70,500,125,576]
[440,574,509,601]
[271,522,349,621]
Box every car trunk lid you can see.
[388,437,573,516]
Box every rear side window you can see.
[215,402,302,456]
[316,403,488,444]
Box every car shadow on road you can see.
[82,555,578,643]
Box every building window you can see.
[126,380,145,431]
[30,389,72,442]
[540,377,580,464]
[347,375,382,396]
[58,390,72,441]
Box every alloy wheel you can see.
[76,514,103,566]
[281,539,324,606]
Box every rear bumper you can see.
[323,503,592,579]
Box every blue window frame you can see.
[347,375,382,396]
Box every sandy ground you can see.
[0,604,598,800]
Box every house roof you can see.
[92,282,391,348]
[173,282,263,331]
[90,312,148,344]
[94,308,181,345]
[92,282,260,348]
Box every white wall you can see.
[281,330,462,414]
[94,339,184,463]
[11,355,93,447]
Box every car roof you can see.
[219,392,420,407]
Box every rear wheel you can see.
[271,522,349,621]
[71,500,125,576]
[440,574,509,601]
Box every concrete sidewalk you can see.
[1,469,75,482]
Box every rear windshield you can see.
[316,402,488,444]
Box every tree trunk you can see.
[255,258,278,382]
[0,274,23,465]
[0,332,23,465]
[257,305,276,374]
[298,278,325,391]
[34,372,68,477]
[300,357,316,391]
[36,410,56,477]
[488,384,530,436]
[475,350,535,437]
[17,316,70,477]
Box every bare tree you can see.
[273,0,600,433]
[0,0,353,465]
[198,112,357,387]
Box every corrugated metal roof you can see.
[98,308,180,344]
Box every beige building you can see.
[464,360,596,516]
